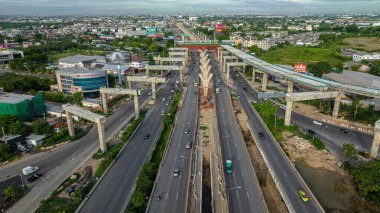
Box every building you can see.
[25,134,46,146]
[129,55,148,69]
[0,49,24,65]
[55,68,108,98]
[82,98,101,109]
[353,52,380,62]
[58,55,105,68]
[0,93,46,121]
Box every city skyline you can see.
[0,0,379,15]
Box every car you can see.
[313,120,322,125]
[144,134,150,139]
[258,132,265,140]
[340,128,351,134]
[194,92,198,95]
[162,97,166,102]
[169,96,173,100]
[22,166,39,175]
[186,141,192,149]
[166,102,169,106]
[298,189,309,203]
[171,89,175,93]
[173,168,180,177]
[148,92,152,96]
[184,129,190,134]
[27,173,43,182]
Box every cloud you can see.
[0,0,378,15]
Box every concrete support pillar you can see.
[152,81,156,100]
[146,68,149,76]
[284,101,293,126]
[252,68,256,83]
[370,131,380,158]
[332,95,341,118]
[97,121,107,152]
[180,67,183,87]
[262,72,268,91]
[243,65,246,73]
[101,94,108,113]
[134,95,140,119]
[227,65,230,84]
[161,69,163,76]
[66,111,75,137]
[128,80,132,99]
[287,82,294,94]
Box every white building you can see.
[58,55,105,68]
[353,52,380,62]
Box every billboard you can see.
[106,51,131,64]
[214,24,227,34]
[294,63,307,73]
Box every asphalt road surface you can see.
[210,55,267,213]
[78,75,178,213]
[147,51,199,213]
[3,86,155,213]
[230,67,377,157]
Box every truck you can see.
[226,160,232,174]
[22,166,39,176]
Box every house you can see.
[50,121,66,133]
[25,134,46,146]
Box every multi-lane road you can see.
[210,54,267,213]
[147,51,199,213]
[78,75,178,213]
[4,85,154,213]
[231,67,377,157]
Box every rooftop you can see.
[25,134,46,141]
[56,67,107,75]
[0,93,34,104]
[58,55,105,64]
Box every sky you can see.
[0,0,379,15]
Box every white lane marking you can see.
[282,170,288,177]
[166,193,169,199]
[241,171,244,177]
[176,193,179,200]
[246,191,250,198]
[235,191,239,198]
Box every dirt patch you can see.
[235,99,288,213]
[344,37,380,51]
[281,131,345,175]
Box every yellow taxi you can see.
[298,189,309,203]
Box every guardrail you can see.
[245,104,325,213]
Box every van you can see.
[186,141,192,149]
[216,87,220,93]
[22,166,39,176]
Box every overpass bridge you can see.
[220,45,380,98]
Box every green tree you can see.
[0,144,14,162]
[255,101,277,120]
[340,143,358,161]
[9,121,31,136]
[4,185,27,202]
[107,74,116,88]
[73,92,83,105]
[249,45,262,55]
[308,61,332,77]
[369,61,380,77]
[32,120,53,135]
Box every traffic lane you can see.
[237,89,321,213]
[79,83,174,213]
[232,68,376,155]
[0,90,152,180]
[150,55,199,212]
[214,68,265,213]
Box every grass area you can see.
[343,37,380,52]
[253,101,325,150]
[127,90,182,213]
[36,197,77,213]
[41,128,86,148]
[258,44,350,65]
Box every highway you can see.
[147,51,199,213]
[78,74,178,213]
[231,67,377,157]
[221,45,380,98]
[3,85,154,213]
[210,54,267,213]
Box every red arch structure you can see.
[178,42,219,54]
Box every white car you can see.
[22,166,39,176]
[313,120,322,125]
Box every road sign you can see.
[294,63,307,73]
